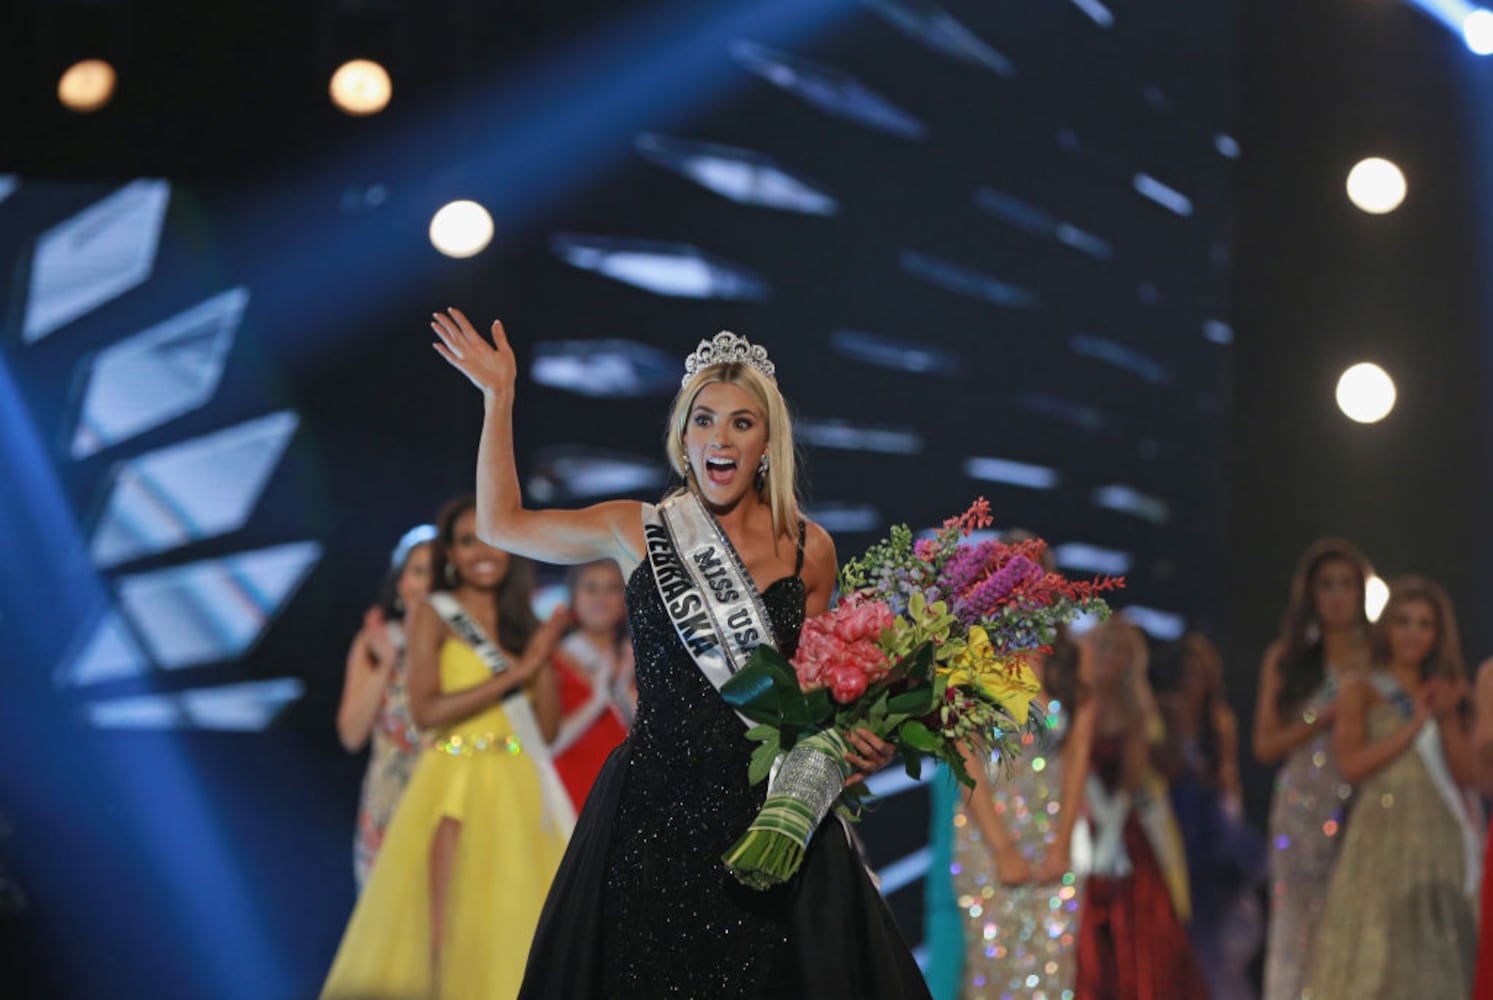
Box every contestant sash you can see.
[641,491,778,728]
[428,593,577,839]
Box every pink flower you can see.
[792,599,894,704]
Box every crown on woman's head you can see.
[681,331,776,387]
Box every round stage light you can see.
[1335,363,1396,424]
[1365,575,1390,623]
[1465,10,1493,55]
[330,59,392,116]
[58,59,117,113]
[1346,158,1407,215]
[429,201,494,259]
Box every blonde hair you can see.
[664,360,801,542]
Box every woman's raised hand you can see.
[431,308,517,399]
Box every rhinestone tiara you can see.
[681,331,776,387]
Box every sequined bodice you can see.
[598,558,806,998]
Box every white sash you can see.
[1083,775,1133,878]
[550,632,625,755]
[641,492,778,727]
[428,593,577,840]
[1371,673,1483,896]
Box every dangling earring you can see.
[1304,619,1321,645]
[755,452,770,492]
[680,441,695,483]
[445,562,459,587]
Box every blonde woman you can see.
[431,312,924,999]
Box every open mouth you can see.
[704,455,738,486]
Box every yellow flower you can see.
[938,627,1043,725]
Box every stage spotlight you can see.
[1465,9,1493,54]
[429,200,494,258]
[1365,575,1390,623]
[1346,158,1406,214]
[1336,362,1396,424]
[58,58,117,113]
[329,59,391,116]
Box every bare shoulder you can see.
[800,518,837,579]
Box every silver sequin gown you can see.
[1262,676,1351,1000]
[951,702,1085,1000]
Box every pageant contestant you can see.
[1075,619,1208,1000]
[1471,655,1493,1000]
[335,526,434,889]
[1303,576,1481,998]
[949,632,1094,1000]
[1159,633,1264,1000]
[430,310,927,999]
[551,559,634,809]
[1251,539,1371,1000]
[321,496,573,1000]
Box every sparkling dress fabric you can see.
[1302,695,1479,1000]
[322,639,567,1000]
[1074,735,1210,1000]
[519,534,930,1000]
[353,622,424,890]
[951,703,1084,1000]
[1262,676,1352,1000]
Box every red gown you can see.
[1075,735,1211,1000]
[1474,832,1493,999]
[552,644,629,811]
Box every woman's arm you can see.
[1335,675,1428,784]
[800,521,838,618]
[1035,698,1096,882]
[1429,675,1477,789]
[956,741,1033,885]
[432,310,644,568]
[335,621,392,752]
[1475,659,1493,794]
[406,602,541,730]
[1215,704,1243,799]
[516,611,570,744]
[1252,643,1331,764]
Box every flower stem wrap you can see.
[722,728,852,889]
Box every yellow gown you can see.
[322,638,568,1000]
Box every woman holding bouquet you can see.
[430,310,924,999]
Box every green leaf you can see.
[904,642,936,683]
[748,737,780,785]
[898,719,942,753]
[888,685,935,717]
[902,751,923,781]
[945,748,976,789]
[744,723,777,742]
[909,589,926,620]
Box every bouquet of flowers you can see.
[720,498,1124,889]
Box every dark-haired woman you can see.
[1303,576,1481,997]
[322,497,573,1000]
[335,527,434,890]
[1252,540,1371,1000]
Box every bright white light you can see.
[429,200,494,259]
[1346,158,1407,214]
[1336,363,1396,423]
[58,59,117,113]
[1465,10,1493,53]
[329,59,392,116]
[1366,575,1391,623]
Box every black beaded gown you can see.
[519,526,930,999]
